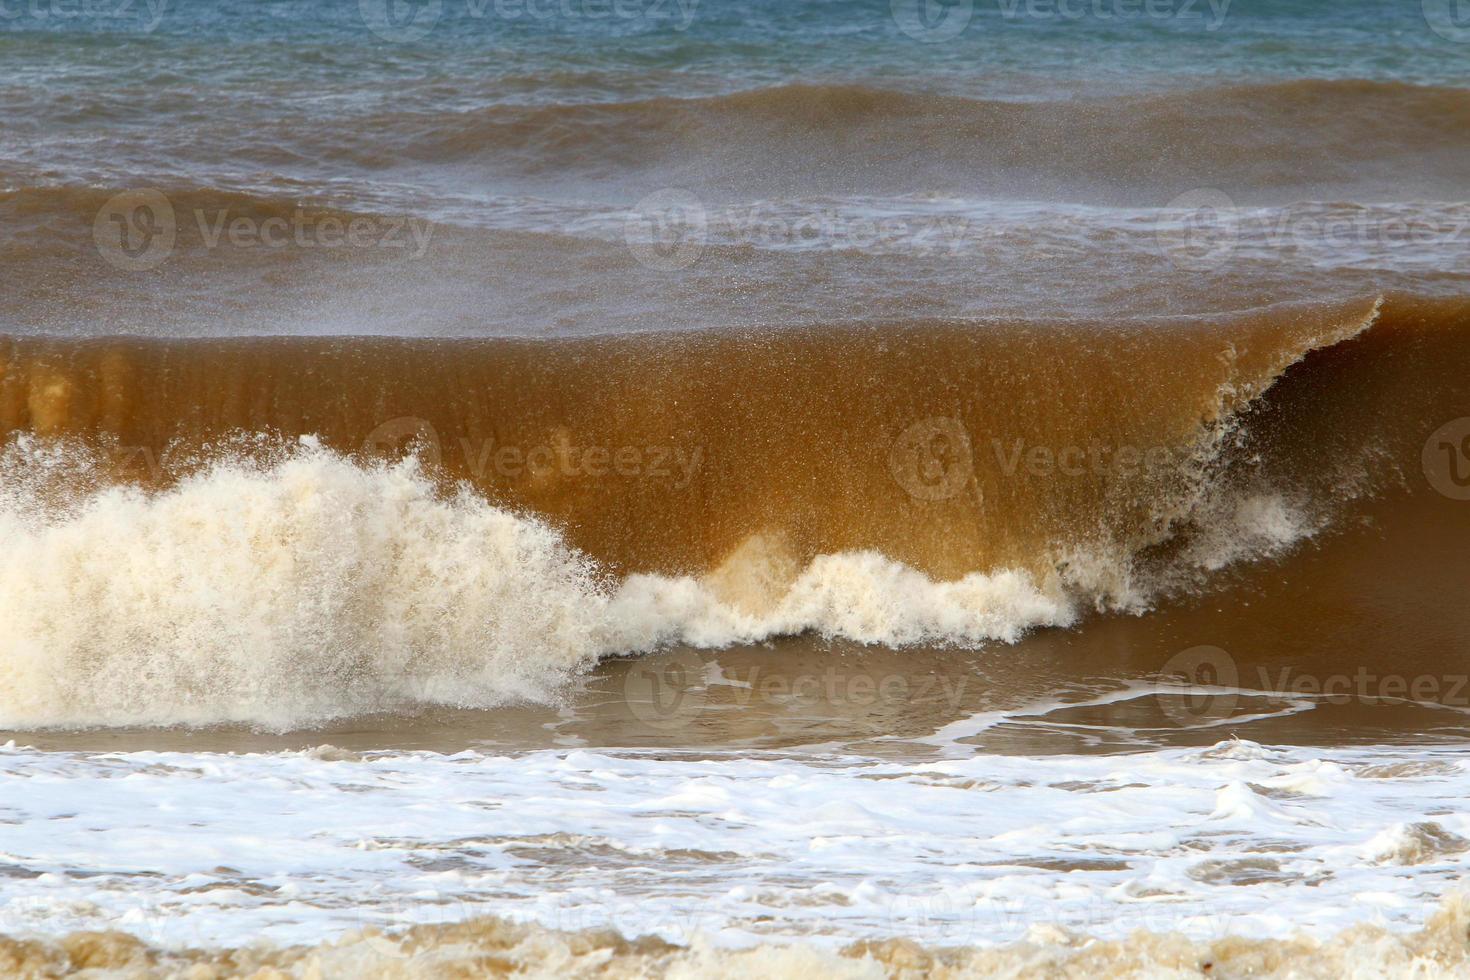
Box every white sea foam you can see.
[0,428,1334,731]
[0,738,1465,954]
[0,445,1089,730]
[0,447,608,729]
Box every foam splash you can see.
[0,445,1088,730]
[3,739,1469,965]
[4,883,1470,980]
[0,448,607,729]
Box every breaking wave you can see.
[0,293,1466,728]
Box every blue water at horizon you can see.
[0,0,1466,103]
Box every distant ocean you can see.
[2,1,1470,976]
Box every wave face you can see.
[2,294,1465,729]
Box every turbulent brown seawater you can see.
[4,6,1470,972]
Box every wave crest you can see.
[1,294,1467,729]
